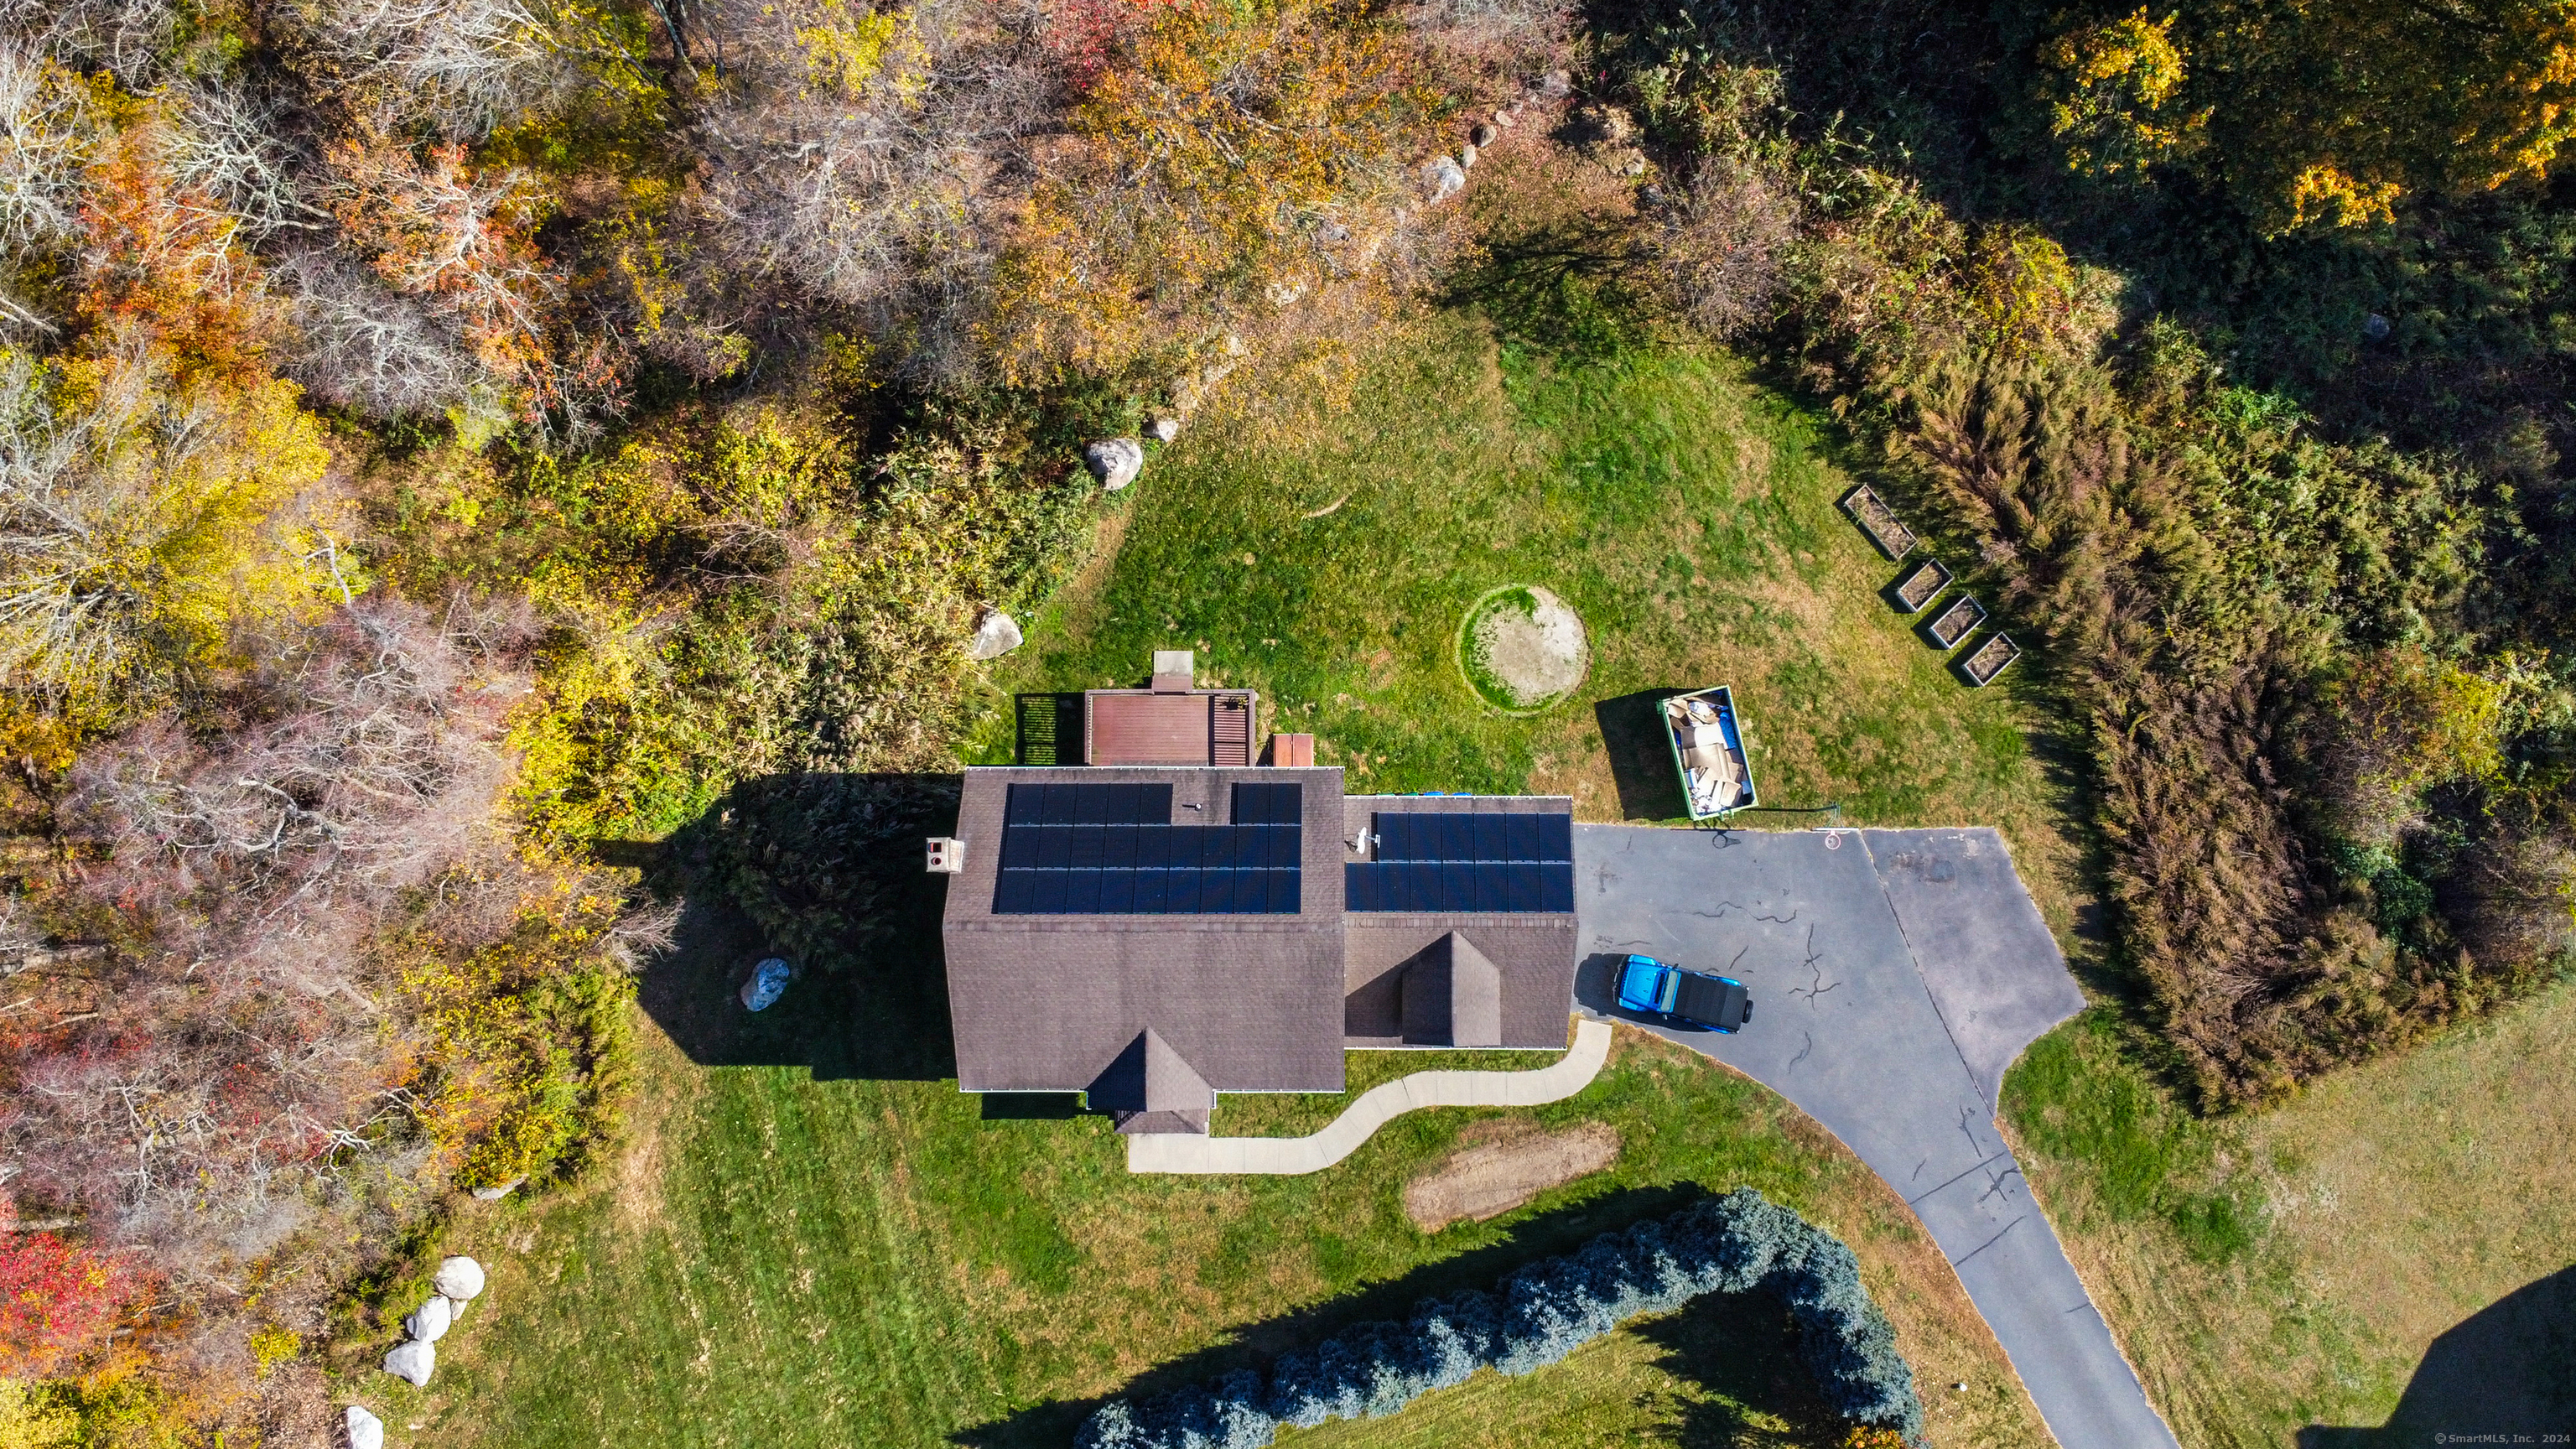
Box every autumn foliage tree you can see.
[0,1214,142,1379]
[2042,0,2576,230]
[988,0,1437,383]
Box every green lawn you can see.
[2005,976,2576,1446]
[374,1008,2044,1449]
[966,310,2082,937]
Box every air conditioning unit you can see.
[926,837,965,874]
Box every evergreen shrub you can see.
[1076,1187,1925,1448]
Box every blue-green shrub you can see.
[1077,1187,1925,1448]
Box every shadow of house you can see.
[948,1182,1715,1449]
[642,773,963,1081]
[2298,1265,2576,1446]
[1594,688,1692,822]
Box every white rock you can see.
[1145,417,1180,444]
[1470,122,1497,147]
[469,1178,522,1201]
[431,1255,486,1302]
[1083,438,1145,491]
[1458,142,1479,169]
[403,1294,452,1343]
[740,956,793,1010]
[345,1405,385,1449]
[1423,156,1466,202]
[1539,69,1571,97]
[965,610,1024,660]
[382,1339,435,1387]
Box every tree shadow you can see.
[1631,1291,1846,1447]
[2298,1265,2576,1446]
[948,1182,1716,1449]
[1594,688,1690,821]
[640,772,961,1081]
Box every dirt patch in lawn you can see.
[1403,1119,1621,1231]
[1462,584,1589,710]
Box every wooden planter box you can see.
[1893,558,1951,614]
[1927,594,1984,649]
[1840,486,1917,559]
[1961,633,2019,686]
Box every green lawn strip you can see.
[408,1024,2026,1449]
[966,312,2085,934]
[2004,977,2576,1445]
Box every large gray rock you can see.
[965,611,1023,660]
[402,1293,452,1343]
[1083,438,1144,491]
[431,1255,485,1302]
[1423,156,1466,201]
[382,1339,434,1387]
[345,1406,385,1449]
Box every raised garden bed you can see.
[1839,486,1916,559]
[1892,558,1951,614]
[1926,594,1984,649]
[1961,633,2018,686]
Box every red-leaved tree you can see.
[0,1202,142,1377]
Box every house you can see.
[935,656,1577,1135]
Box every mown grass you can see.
[964,309,2089,937]
[2003,975,2576,1446]
[371,1018,2046,1449]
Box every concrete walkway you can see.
[1127,1019,1613,1175]
[1575,824,2179,1449]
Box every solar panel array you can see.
[993,782,1302,915]
[1346,810,1576,912]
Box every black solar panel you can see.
[1345,808,1575,912]
[1232,782,1303,825]
[995,784,1301,915]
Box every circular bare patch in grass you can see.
[1458,584,1589,714]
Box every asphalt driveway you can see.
[1573,823,2179,1449]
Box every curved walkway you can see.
[1126,1018,1613,1175]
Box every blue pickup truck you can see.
[1615,954,1754,1033]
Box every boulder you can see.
[382,1339,435,1387]
[1423,156,1466,202]
[431,1255,486,1303]
[965,610,1023,660]
[403,1294,452,1343]
[1145,417,1180,444]
[1083,438,1145,491]
[345,1405,385,1449]
[740,956,793,1010]
[469,1178,522,1201]
[1470,122,1497,147]
[1458,142,1479,169]
[1493,107,1515,127]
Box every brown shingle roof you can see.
[943,766,1348,1096]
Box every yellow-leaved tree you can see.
[0,337,339,724]
[987,0,1432,383]
[2041,0,2576,231]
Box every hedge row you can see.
[1078,1187,1924,1448]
